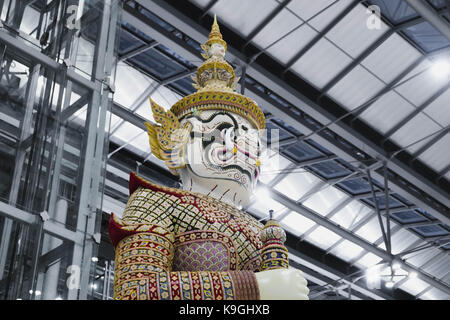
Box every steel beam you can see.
[118,40,158,62]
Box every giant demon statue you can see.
[109,16,309,300]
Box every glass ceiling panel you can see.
[417,134,450,173]
[395,60,448,107]
[302,185,348,215]
[306,0,355,32]
[325,3,389,59]
[327,65,386,111]
[282,141,325,163]
[259,150,292,185]
[354,216,382,243]
[113,122,150,154]
[423,89,450,128]
[390,113,442,154]
[118,29,145,55]
[359,91,416,135]
[354,252,383,269]
[280,212,316,237]
[362,195,404,210]
[337,177,378,196]
[306,226,341,250]
[248,193,285,218]
[330,200,372,229]
[403,21,450,53]
[114,63,155,107]
[292,38,353,89]
[391,210,428,224]
[129,48,186,79]
[252,8,318,65]
[366,0,419,24]
[421,287,450,300]
[399,278,431,296]
[274,170,322,201]
[361,33,421,84]
[389,228,423,255]
[211,0,278,37]
[404,247,442,268]
[422,254,450,280]
[330,239,365,262]
[308,159,353,179]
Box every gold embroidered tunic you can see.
[109,172,265,300]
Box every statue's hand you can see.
[255,268,309,300]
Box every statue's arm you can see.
[110,187,260,300]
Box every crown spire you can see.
[205,14,227,52]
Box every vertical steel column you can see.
[70,0,119,300]
[0,63,41,281]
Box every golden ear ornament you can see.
[145,98,192,175]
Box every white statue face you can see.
[209,43,225,58]
[179,110,261,207]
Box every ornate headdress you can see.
[145,16,265,174]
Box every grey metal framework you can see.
[0,0,120,300]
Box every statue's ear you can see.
[145,98,192,175]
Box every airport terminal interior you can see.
[0,0,449,300]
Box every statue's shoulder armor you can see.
[120,172,189,227]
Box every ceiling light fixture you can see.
[430,59,450,79]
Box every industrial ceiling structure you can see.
[100,0,450,300]
[0,0,449,300]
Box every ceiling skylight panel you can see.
[274,170,322,201]
[211,0,278,37]
[306,0,355,32]
[114,63,155,107]
[354,252,383,269]
[420,287,450,300]
[417,134,450,172]
[394,60,448,107]
[359,91,416,134]
[112,122,150,154]
[330,200,371,229]
[422,254,450,280]
[258,150,292,184]
[135,83,182,121]
[325,3,389,59]
[291,38,353,89]
[302,185,348,215]
[306,226,341,250]
[327,65,385,110]
[248,194,285,218]
[354,216,383,243]
[361,33,422,83]
[389,228,423,255]
[404,247,442,269]
[390,113,442,154]
[252,10,317,64]
[399,277,431,296]
[330,240,364,262]
[423,89,450,127]
[280,212,316,237]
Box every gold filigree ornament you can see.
[145,98,192,175]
